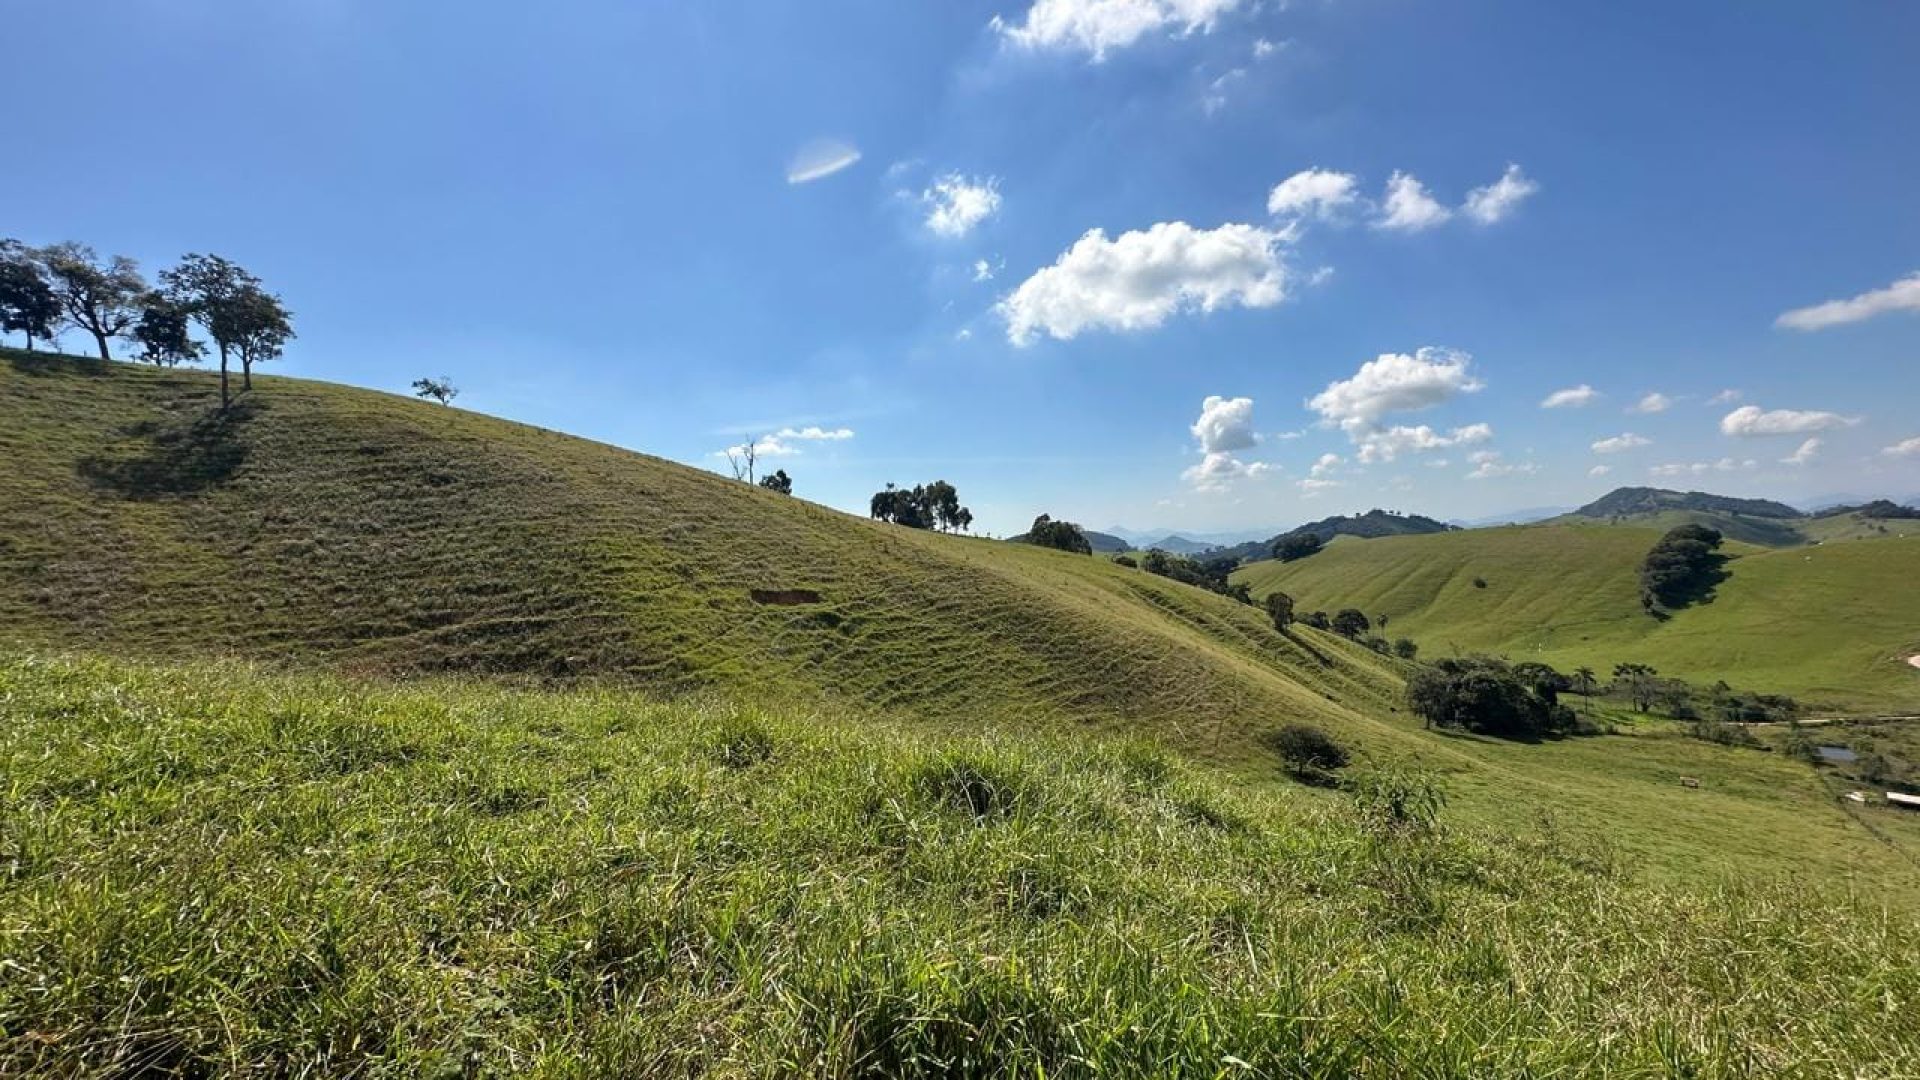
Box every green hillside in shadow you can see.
[1234,522,1920,712]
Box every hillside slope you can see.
[0,350,1405,763]
[1234,522,1920,711]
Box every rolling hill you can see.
[1234,521,1920,712]
[1214,509,1456,564]
[8,348,1920,889]
[1549,486,1919,548]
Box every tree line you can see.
[870,481,973,532]
[0,240,293,408]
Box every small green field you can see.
[1235,523,1920,713]
[3,656,1917,1078]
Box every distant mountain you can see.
[1216,509,1457,564]
[1006,526,1131,553]
[1573,487,1804,521]
[1813,500,1920,521]
[1453,506,1576,528]
[1144,535,1220,556]
[1101,526,1282,548]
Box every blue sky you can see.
[6,1,1918,536]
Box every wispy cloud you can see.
[1776,271,1920,331]
[1541,384,1599,409]
[786,139,861,184]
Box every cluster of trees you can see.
[759,470,793,495]
[412,377,459,405]
[1407,656,1577,740]
[1020,514,1092,555]
[1638,524,1727,615]
[1272,532,1324,562]
[870,481,972,532]
[0,241,293,408]
[1139,549,1250,602]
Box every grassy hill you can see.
[11,350,1920,886]
[1214,509,1455,564]
[0,349,1405,765]
[1234,522,1920,712]
[3,655,1917,1077]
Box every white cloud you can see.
[1001,221,1289,344]
[1466,450,1537,480]
[1354,422,1492,464]
[1707,388,1742,405]
[1309,452,1342,477]
[1589,464,1613,477]
[786,139,861,184]
[718,425,855,461]
[1201,68,1245,115]
[1184,452,1272,492]
[1308,347,1483,430]
[1252,37,1278,57]
[1297,452,1344,495]
[1628,392,1673,414]
[1461,164,1539,225]
[1775,271,1920,331]
[1591,432,1651,454]
[1540,384,1599,409]
[1183,395,1270,491]
[1267,169,1359,220]
[1882,436,1920,458]
[992,0,1245,60]
[1190,395,1258,454]
[973,259,996,282]
[1649,458,1757,478]
[922,174,1002,238]
[1719,405,1861,437]
[1375,171,1451,232]
[1781,437,1822,466]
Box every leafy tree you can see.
[1139,549,1243,599]
[1273,531,1324,562]
[130,296,203,366]
[1611,662,1660,713]
[0,241,59,351]
[1407,657,1574,739]
[1392,637,1418,660]
[1112,554,1137,568]
[412,376,459,405]
[1263,590,1294,631]
[1301,610,1330,631]
[1021,514,1093,555]
[869,482,969,530]
[758,469,793,494]
[1572,667,1598,697]
[1330,608,1371,639]
[1638,524,1726,614]
[162,254,286,408]
[1262,723,1349,786]
[39,242,146,360]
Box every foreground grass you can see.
[3,657,1918,1077]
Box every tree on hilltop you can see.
[163,254,293,408]
[412,376,459,405]
[131,297,203,367]
[0,241,59,351]
[759,469,793,495]
[39,243,146,360]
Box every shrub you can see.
[1392,638,1418,660]
[1263,723,1349,786]
[1407,657,1574,740]
[1273,532,1324,562]
[1021,513,1093,555]
[1471,576,1488,589]
[1345,766,1447,832]
[1111,554,1137,568]
[1301,610,1330,631]
[1263,591,1294,631]
[1330,608,1371,639]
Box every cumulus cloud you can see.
[1466,450,1537,480]
[1719,405,1861,437]
[1882,436,1920,458]
[1001,221,1289,345]
[1708,388,1743,405]
[1375,171,1451,232]
[992,0,1245,60]
[1183,396,1271,491]
[1541,384,1599,409]
[1781,438,1822,466]
[786,139,861,184]
[1354,422,1492,464]
[1649,458,1757,478]
[1589,464,1612,477]
[1296,452,1344,494]
[1267,169,1360,220]
[1591,432,1651,454]
[1190,395,1258,454]
[922,174,1002,237]
[1461,164,1539,224]
[1308,347,1483,430]
[1775,271,1920,331]
[1628,392,1673,414]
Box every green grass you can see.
[8,350,1920,885]
[4,655,1919,1077]
[0,349,1408,765]
[1235,522,1920,712]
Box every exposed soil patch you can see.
[750,588,822,606]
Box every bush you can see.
[1263,591,1294,631]
[1301,610,1330,631]
[1263,723,1349,786]
[1331,608,1371,638]
[1471,576,1488,589]
[1392,638,1418,660]
[1111,554,1137,568]
[1020,514,1093,555]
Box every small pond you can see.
[1815,745,1858,764]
